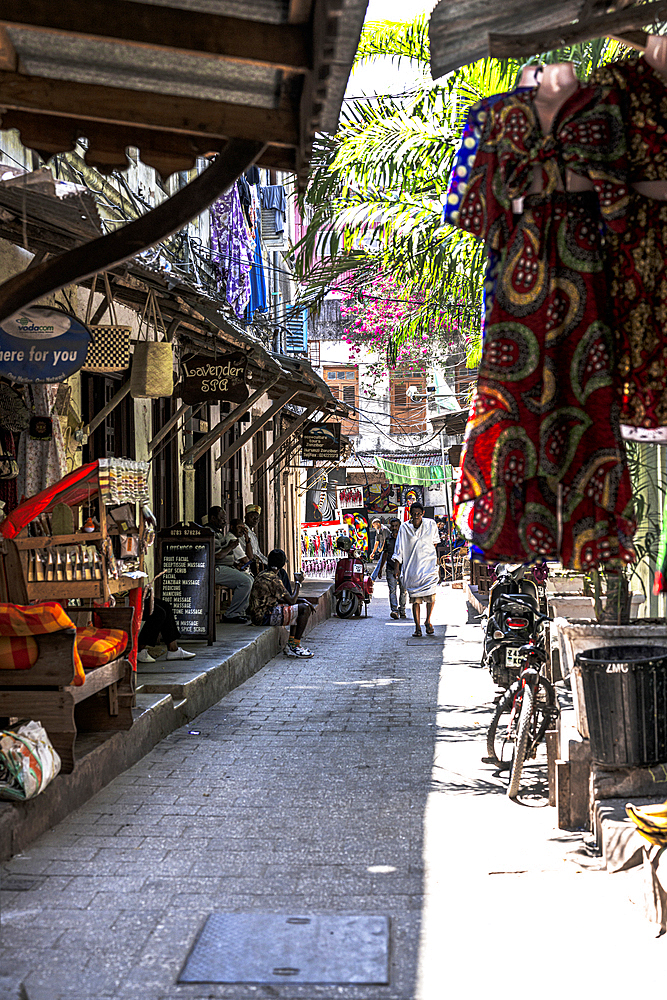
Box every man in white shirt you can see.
[392,502,440,637]
[245,504,268,575]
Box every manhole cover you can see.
[179,913,390,985]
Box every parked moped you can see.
[334,536,374,618]
[482,564,544,688]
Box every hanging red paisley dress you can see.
[589,55,667,441]
[446,85,635,570]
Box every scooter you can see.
[334,536,374,618]
[482,564,544,688]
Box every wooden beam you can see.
[0,1,311,72]
[215,390,298,471]
[0,25,17,71]
[180,377,280,467]
[489,0,667,57]
[250,403,318,474]
[0,138,265,325]
[82,381,131,437]
[148,401,189,452]
[0,70,300,146]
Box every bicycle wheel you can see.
[486,682,519,770]
[486,675,556,771]
[508,684,534,799]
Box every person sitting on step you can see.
[137,594,196,662]
[247,548,315,657]
[207,506,253,623]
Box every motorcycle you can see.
[482,564,545,688]
[334,536,374,618]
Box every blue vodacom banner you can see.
[0,307,91,383]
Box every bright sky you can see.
[345,0,436,99]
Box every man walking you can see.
[393,502,440,637]
[379,517,407,620]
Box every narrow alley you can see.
[1,585,664,1000]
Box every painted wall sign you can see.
[0,307,91,383]
[179,352,248,405]
[302,423,341,462]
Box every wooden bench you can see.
[0,606,135,774]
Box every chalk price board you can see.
[156,522,216,645]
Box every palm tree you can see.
[293,16,625,368]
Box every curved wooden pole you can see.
[0,138,265,324]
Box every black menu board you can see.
[156,522,216,645]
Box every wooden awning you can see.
[0,0,367,323]
[429,0,666,78]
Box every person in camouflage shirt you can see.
[248,549,315,657]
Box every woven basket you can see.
[130,342,174,398]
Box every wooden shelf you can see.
[27,580,105,600]
[14,533,104,549]
[109,576,143,594]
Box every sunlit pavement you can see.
[0,582,664,999]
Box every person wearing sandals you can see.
[392,502,440,637]
[247,548,316,657]
[378,517,407,620]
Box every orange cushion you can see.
[0,601,85,685]
[0,635,39,670]
[75,626,128,670]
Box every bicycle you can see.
[485,597,559,799]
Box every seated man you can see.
[207,506,253,623]
[245,504,268,575]
[247,548,315,657]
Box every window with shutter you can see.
[390,369,426,434]
[260,207,286,248]
[285,306,308,353]
[323,366,359,436]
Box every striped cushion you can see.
[0,635,39,670]
[75,627,128,669]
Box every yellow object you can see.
[626,802,667,847]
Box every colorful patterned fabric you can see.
[210,187,255,319]
[248,570,293,626]
[0,635,38,670]
[446,86,635,570]
[75,626,128,669]
[589,56,667,440]
[265,604,298,627]
[0,601,85,684]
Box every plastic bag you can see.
[0,721,61,800]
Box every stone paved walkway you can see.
[1,584,666,999]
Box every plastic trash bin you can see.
[575,645,667,766]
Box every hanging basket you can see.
[81,273,132,373]
[130,290,174,398]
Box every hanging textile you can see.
[373,457,445,486]
[245,226,268,323]
[210,187,255,319]
[588,54,667,442]
[446,85,635,571]
[17,385,66,502]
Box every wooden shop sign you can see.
[179,352,248,405]
[302,423,341,462]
